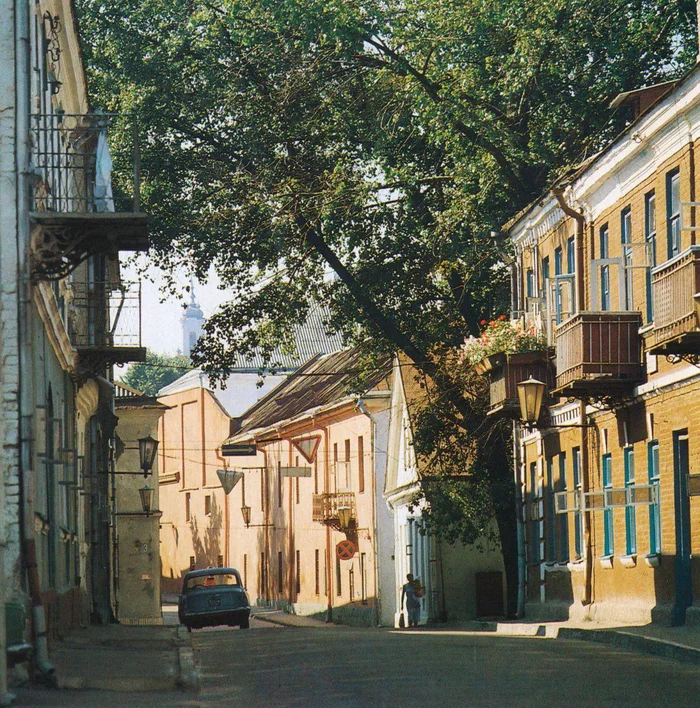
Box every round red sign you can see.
[336,539,356,561]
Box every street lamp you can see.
[139,484,154,516]
[139,435,159,477]
[337,505,352,531]
[516,376,547,426]
[241,505,251,528]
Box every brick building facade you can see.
[503,68,700,626]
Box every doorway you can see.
[672,430,692,625]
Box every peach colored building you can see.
[220,349,392,626]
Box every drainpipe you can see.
[356,398,380,626]
[259,444,270,604]
[512,421,526,618]
[552,187,593,607]
[319,422,333,623]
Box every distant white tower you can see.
[181,284,205,358]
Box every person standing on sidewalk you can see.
[401,574,423,627]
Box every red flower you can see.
[480,319,486,326]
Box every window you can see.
[554,247,563,323]
[241,473,246,507]
[295,455,300,505]
[541,256,550,292]
[573,448,583,559]
[205,495,211,516]
[243,553,248,589]
[261,468,266,513]
[344,439,351,489]
[526,269,535,298]
[189,556,196,571]
[529,461,540,564]
[295,550,301,594]
[278,551,283,594]
[315,549,320,595]
[314,458,319,494]
[360,553,367,605]
[624,448,637,555]
[260,552,267,597]
[185,492,191,522]
[602,454,614,557]
[645,191,657,323]
[648,441,661,555]
[333,443,338,493]
[621,206,633,309]
[558,453,569,563]
[336,557,342,596]
[217,554,224,567]
[667,168,681,259]
[349,566,355,602]
[277,461,282,507]
[600,224,610,311]
[358,436,365,493]
[567,237,575,274]
[546,458,556,562]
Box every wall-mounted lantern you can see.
[241,505,251,528]
[516,376,547,426]
[139,484,154,516]
[139,435,159,477]
[337,505,352,531]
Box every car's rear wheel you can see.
[240,616,250,629]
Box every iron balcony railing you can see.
[69,280,142,350]
[312,492,356,526]
[30,112,140,214]
[647,246,700,354]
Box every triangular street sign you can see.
[291,436,321,463]
[217,468,244,495]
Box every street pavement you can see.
[15,613,700,707]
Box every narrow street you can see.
[16,615,700,707]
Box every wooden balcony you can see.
[312,492,356,531]
[553,312,643,397]
[647,246,700,355]
[480,351,553,417]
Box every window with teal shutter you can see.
[573,447,583,559]
[648,441,661,555]
[624,447,636,555]
[558,452,569,562]
[645,192,656,323]
[546,457,556,562]
[602,454,614,557]
[667,169,681,259]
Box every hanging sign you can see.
[280,466,312,478]
[221,443,257,457]
[217,468,244,494]
[291,436,321,463]
[336,539,356,561]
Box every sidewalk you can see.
[28,623,197,695]
[252,608,335,628]
[428,618,700,665]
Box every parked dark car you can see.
[178,568,251,631]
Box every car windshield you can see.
[186,573,240,590]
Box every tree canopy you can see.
[77,0,698,615]
[120,350,192,396]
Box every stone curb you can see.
[557,627,700,665]
[253,612,331,629]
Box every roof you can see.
[231,348,391,438]
[158,305,344,398]
[114,382,169,410]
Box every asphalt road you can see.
[14,616,700,707]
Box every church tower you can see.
[181,285,205,358]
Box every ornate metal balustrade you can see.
[68,280,146,375]
[30,113,148,280]
[312,492,356,531]
[647,246,700,358]
[553,312,643,399]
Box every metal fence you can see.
[30,112,140,214]
[69,280,142,349]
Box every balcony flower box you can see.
[481,351,553,417]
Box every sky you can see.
[121,255,230,356]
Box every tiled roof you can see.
[231,348,391,437]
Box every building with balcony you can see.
[0,0,148,685]
[503,67,700,627]
[217,348,393,626]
